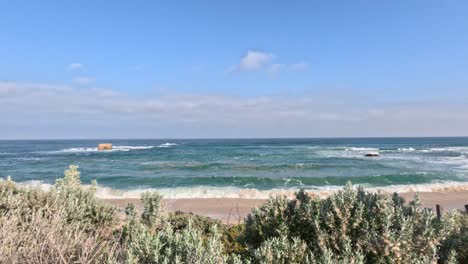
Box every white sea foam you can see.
[157,142,178,148]
[427,147,468,153]
[11,157,45,161]
[44,145,156,153]
[345,147,379,152]
[15,180,468,199]
[397,147,416,152]
[114,145,155,150]
[365,181,468,194]
[385,147,468,154]
[61,147,100,152]
[314,146,380,159]
[436,155,468,170]
[310,146,468,172]
[312,145,468,157]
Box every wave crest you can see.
[16,180,468,199]
[46,145,155,153]
[157,143,178,148]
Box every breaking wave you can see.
[41,145,157,153]
[50,143,178,153]
[157,142,178,148]
[17,180,468,199]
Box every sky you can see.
[1,0,468,139]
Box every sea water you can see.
[1,138,468,198]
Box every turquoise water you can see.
[1,138,468,198]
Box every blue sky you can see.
[1,1,468,138]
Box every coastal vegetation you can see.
[0,165,467,263]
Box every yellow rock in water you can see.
[98,143,113,151]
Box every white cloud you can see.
[238,51,274,70]
[72,77,94,85]
[230,51,309,74]
[67,63,84,71]
[1,81,467,139]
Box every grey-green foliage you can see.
[119,189,229,263]
[0,165,116,229]
[0,165,119,263]
[141,191,164,228]
[440,212,468,263]
[245,182,462,263]
[54,165,116,228]
[121,213,232,263]
[2,165,467,264]
[251,235,367,264]
[252,236,312,264]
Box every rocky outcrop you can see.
[98,143,113,151]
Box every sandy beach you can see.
[104,190,468,223]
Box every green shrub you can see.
[168,210,223,234]
[440,212,468,263]
[244,183,463,263]
[120,215,234,263]
[245,195,292,248]
[54,165,116,229]
[252,236,313,264]
[0,176,49,221]
[222,224,248,256]
[1,166,466,264]
[141,191,163,228]
[0,165,119,263]
[0,165,116,229]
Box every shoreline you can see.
[103,190,468,223]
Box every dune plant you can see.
[54,165,116,229]
[119,195,236,263]
[439,212,468,263]
[0,165,119,263]
[141,191,164,228]
[0,166,466,263]
[251,236,313,264]
[244,183,463,263]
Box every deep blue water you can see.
[1,138,467,198]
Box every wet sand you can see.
[103,191,468,224]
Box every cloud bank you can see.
[1,81,467,139]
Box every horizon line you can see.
[1,136,468,141]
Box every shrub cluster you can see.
[0,165,466,263]
[0,165,118,263]
[244,185,463,263]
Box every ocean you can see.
[1,138,468,199]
